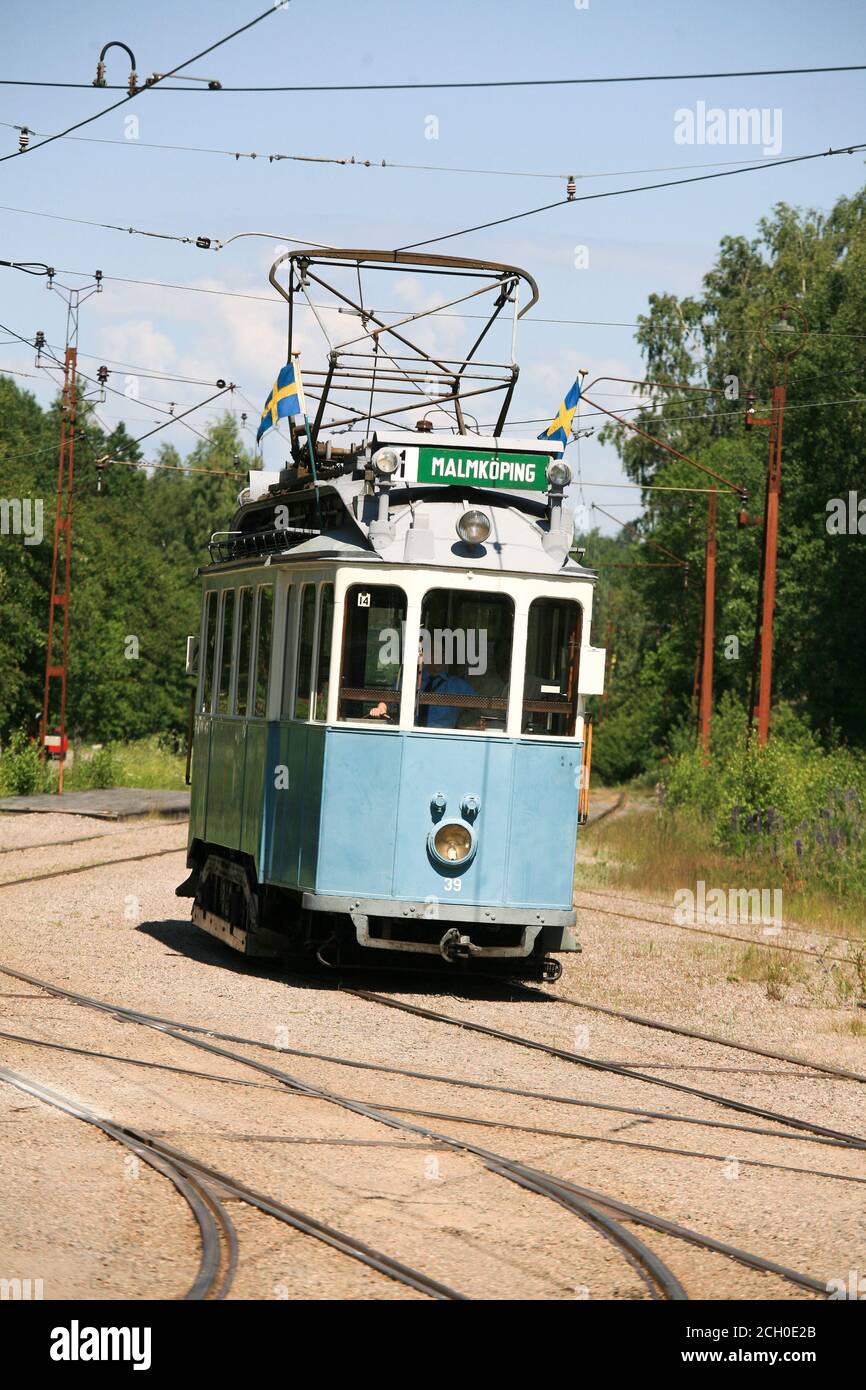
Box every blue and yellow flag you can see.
[538,375,582,454]
[257,359,305,442]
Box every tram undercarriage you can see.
[178,847,572,981]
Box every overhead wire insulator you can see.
[566,174,576,200]
[18,127,30,153]
[128,70,138,96]
[93,61,107,88]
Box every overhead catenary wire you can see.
[2,61,865,92]
[37,264,866,341]
[396,141,866,250]
[0,120,837,184]
[0,6,283,165]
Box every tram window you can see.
[235,587,253,717]
[253,584,274,718]
[522,598,582,736]
[200,591,216,713]
[313,584,334,721]
[338,584,407,722]
[217,590,235,714]
[293,583,316,719]
[415,590,514,732]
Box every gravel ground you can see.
[0,810,864,1301]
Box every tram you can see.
[178,249,605,977]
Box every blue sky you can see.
[1,0,864,530]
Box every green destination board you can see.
[417,446,549,492]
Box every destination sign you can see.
[416,446,548,492]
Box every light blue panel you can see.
[204,718,245,850]
[315,730,582,911]
[391,733,515,905]
[505,741,582,909]
[316,729,405,896]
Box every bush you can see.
[0,730,50,796]
[661,695,866,899]
[69,745,123,791]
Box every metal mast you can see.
[39,271,103,792]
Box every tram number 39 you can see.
[443,878,462,892]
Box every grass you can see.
[59,738,187,792]
[576,803,866,942]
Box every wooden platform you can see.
[0,788,190,821]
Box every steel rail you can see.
[0,844,186,889]
[574,883,859,947]
[0,1066,230,1300]
[0,1060,463,1301]
[574,897,851,965]
[5,1024,863,1196]
[128,1013,827,1297]
[342,989,866,1148]
[6,966,836,1297]
[494,976,866,1086]
[0,966,685,1299]
[1,966,858,1152]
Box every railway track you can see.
[0,963,838,1299]
[0,1066,236,1302]
[0,843,186,889]
[573,889,853,964]
[5,1023,864,1189]
[575,883,860,948]
[340,985,866,1148]
[0,831,859,1299]
[0,1060,466,1301]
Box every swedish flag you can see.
[538,375,582,455]
[257,359,305,442]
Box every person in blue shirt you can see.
[418,661,475,729]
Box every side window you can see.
[338,584,407,722]
[254,584,274,717]
[293,583,316,720]
[522,598,582,736]
[235,587,253,717]
[199,591,216,713]
[313,584,334,721]
[217,590,235,714]
[416,589,513,732]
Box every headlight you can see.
[372,446,400,477]
[546,460,572,488]
[430,821,474,865]
[456,509,491,544]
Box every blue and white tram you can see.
[179,428,605,976]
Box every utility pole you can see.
[699,488,717,758]
[744,304,808,746]
[581,376,749,754]
[38,271,103,792]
